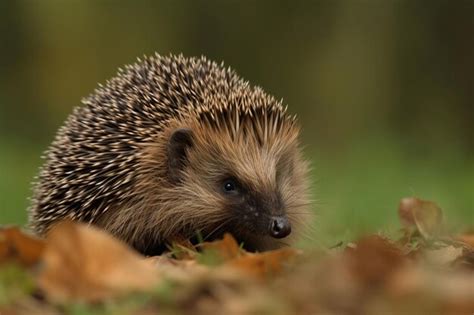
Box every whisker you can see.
[203,217,233,241]
[276,240,291,247]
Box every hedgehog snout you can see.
[268,215,291,238]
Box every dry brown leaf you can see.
[423,245,464,266]
[345,235,406,286]
[38,221,159,302]
[227,248,299,280]
[452,247,474,270]
[199,233,242,261]
[388,265,474,314]
[154,235,300,284]
[0,226,45,267]
[2,196,471,314]
[399,197,443,238]
[399,198,418,227]
[457,233,474,248]
[146,255,209,282]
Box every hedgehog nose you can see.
[269,216,291,239]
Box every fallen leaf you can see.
[199,233,243,261]
[388,264,474,313]
[398,197,443,239]
[0,226,45,267]
[227,248,300,280]
[451,247,474,270]
[147,255,208,282]
[38,221,159,302]
[399,198,418,227]
[345,235,406,286]
[1,197,472,314]
[457,232,474,248]
[423,245,464,266]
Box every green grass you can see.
[0,139,44,225]
[0,264,36,306]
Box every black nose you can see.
[269,216,291,239]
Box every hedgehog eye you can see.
[222,179,238,194]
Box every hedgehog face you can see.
[165,116,310,249]
[217,175,291,239]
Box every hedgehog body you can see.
[29,54,311,254]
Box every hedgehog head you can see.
[142,86,310,250]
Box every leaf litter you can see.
[0,197,473,315]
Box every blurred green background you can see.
[0,1,472,244]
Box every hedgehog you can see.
[28,54,311,254]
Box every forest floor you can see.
[1,197,473,315]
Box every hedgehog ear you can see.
[167,128,194,184]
